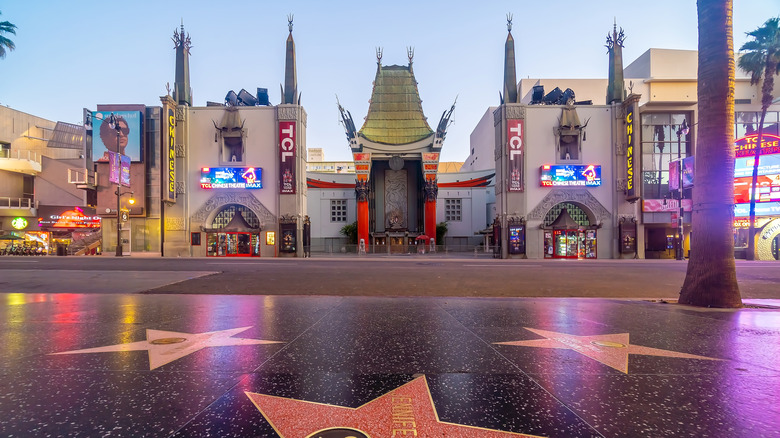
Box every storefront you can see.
[542,204,598,259]
[202,205,261,257]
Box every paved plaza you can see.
[0,256,778,437]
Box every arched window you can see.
[211,204,260,229]
[543,203,591,227]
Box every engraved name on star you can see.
[51,326,282,370]
[495,327,721,374]
[246,375,544,437]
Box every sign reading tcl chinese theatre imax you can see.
[540,165,602,187]
[507,119,523,192]
[200,167,262,189]
[279,121,296,194]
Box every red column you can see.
[425,199,436,243]
[357,200,369,247]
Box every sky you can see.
[0,0,776,163]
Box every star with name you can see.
[51,326,281,370]
[246,375,543,437]
[495,327,720,374]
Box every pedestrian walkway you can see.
[1,293,778,437]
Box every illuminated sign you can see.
[279,121,296,194]
[735,202,780,217]
[507,119,523,192]
[540,165,602,187]
[37,209,101,229]
[734,134,780,158]
[735,153,780,178]
[93,110,143,162]
[200,167,262,189]
[11,217,28,229]
[166,107,176,202]
[266,231,275,245]
[734,174,780,204]
[625,106,637,199]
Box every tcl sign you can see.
[279,121,296,194]
[507,119,523,192]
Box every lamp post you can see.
[107,113,125,257]
[675,119,689,260]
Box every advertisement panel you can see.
[108,151,120,184]
[120,154,131,187]
[507,119,523,192]
[735,153,780,178]
[92,110,143,162]
[540,165,602,187]
[735,202,780,217]
[734,175,780,203]
[682,156,694,188]
[200,167,263,189]
[165,107,176,202]
[669,159,681,191]
[279,121,296,194]
[37,206,100,229]
[508,225,525,254]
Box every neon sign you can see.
[540,165,602,187]
[11,217,28,229]
[625,106,636,199]
[200,167,262,189]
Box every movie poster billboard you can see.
[279,121,296,194]
[507,119,523,192]
[92,110,143,162]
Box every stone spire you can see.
[282,14,298,105]
[502,14,518,104]
[606,21,626,104]
[172,21,192,106]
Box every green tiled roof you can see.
[359,65,434,145]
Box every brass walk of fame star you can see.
[495,327,721,374]
[51,326,282,370]
[246,375,544,438]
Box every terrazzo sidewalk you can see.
[1,293,778,437]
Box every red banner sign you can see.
[507,119,523,192]
[279,121,296,194]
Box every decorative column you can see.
[423,177,438,242]
[355,179,370,247]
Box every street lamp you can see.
[675,119,689,261]
[107,113,126,257]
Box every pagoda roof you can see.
[358,64,434,145]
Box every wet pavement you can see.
[1,293,779,437]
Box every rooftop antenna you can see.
[376,47,383,65]
[507,13,513,32]
[287,14,293,33]
[407,46,414,65]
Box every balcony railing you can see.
[0,149,42,174]
[68,168,97,188]
[0,197,36,209]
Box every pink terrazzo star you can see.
[246,375,544,437]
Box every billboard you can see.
[37,206,100,229]
[733,135,780,217]
[735,153,780,178]
[540,165,602,187]
[507,119,523,192]
[279,121,296,194]
[200,167,262,189]
[92,110,143,162]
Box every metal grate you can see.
[543,202,590,227]
[211,204,260,229]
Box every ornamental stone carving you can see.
[165,217,185,231]
[190,192,276,229]
[176,181,186,194]
[527,189,611,222]
[504,104,525,120]
[277,106,298,121]
[175,107,186,122]
[175,144,186,157]
[355,179,370,202]
[423,178,438,202]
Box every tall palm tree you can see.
[679,0,742,308]
[0,10,16,59]
[737,17,780,260]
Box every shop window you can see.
[445,199,461,222]
[331,199,347,222]
[0,142,9,158]
[735,111,779,138]
[191,232,201,246]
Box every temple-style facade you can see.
[337,49,455,250]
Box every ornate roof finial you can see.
[287,14,293,33]
[376,47,383,65]
[507,13,513,32]
[407,46,414,65]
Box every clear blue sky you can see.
[0,0,775,162]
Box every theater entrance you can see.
[542,203,598,259]
[204,204,261,257]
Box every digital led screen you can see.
[540,165,601,187]
[200,167,262,189]
[735,153,780,178]
[93,110,143,162]
[734,174,780,203]
[734,202,780,217]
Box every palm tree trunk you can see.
[679,0,741,308]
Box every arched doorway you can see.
[542,202,598,259]
[204,204,261,257]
